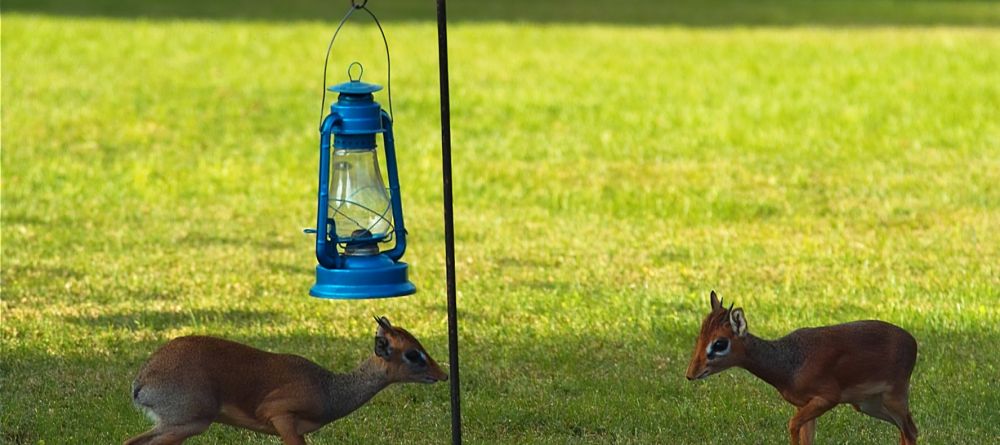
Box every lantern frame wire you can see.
[329,194,396,245]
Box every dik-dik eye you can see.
[712,339,729,352]
[706,338,731,359]
[403,349,427,366]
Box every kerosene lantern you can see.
[309,62,415,299]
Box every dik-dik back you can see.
[686,291,918,445]
[131,336,333,426]
[776,321,916,401]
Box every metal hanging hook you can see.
[319,2,393,126]
[348,62,364,82]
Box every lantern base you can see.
[310,255,415,299]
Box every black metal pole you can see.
[436,1,462,444]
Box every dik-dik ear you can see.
[374,336,392,358]
[710,290,722,311]
[729,308,748,337]
[374,316,393,337]
[374,316,394,358]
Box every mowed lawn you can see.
[2,2,1000,444]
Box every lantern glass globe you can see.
[329,147,393,240]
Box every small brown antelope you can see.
[686,291,918,445]
[125,316,447,445]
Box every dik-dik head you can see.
[686,291,749,381]
[373,316,448,384]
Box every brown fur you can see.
[125,317,446,445]
[686,291,918,445]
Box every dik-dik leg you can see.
[788,398,835,445]
[271,415,307,445]
[881,392,918,445]
[124,421,212,445]
[797,419,816,445]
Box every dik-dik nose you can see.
[432,366,449,382]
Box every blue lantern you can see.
[310,63,415,299]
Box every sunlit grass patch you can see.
[3,9,999,445]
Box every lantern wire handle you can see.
[319,2,393,126]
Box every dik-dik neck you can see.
[740,333,803,390]
[326,356,390,419]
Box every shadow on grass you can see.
[2,322,682,443]
[3,313,999,443]
[3,0,998,27]
[62,307,290,330]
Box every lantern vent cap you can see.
[328,62,383,94]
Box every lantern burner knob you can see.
[343,229,381,256]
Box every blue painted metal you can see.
[311,70,414,299]
[327,79,385,150]
[328,78,382,95]
[311,255,415,299]
[380,110,407,262]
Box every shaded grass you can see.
[3,0,1000,26]
[3,8,1000,445]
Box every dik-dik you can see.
[125,316,447,445]
[686,291,918,445]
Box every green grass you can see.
[3,1,1000,444]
